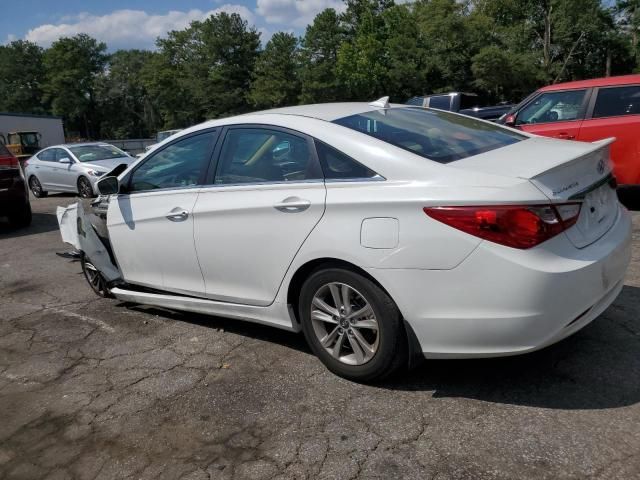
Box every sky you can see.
[0,0,348,50]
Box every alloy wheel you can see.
[29,177,42,197]
[78,177,93,198]
[310,282,379,366]
[82,257,109,297]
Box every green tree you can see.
[42,34,107,138]
[157,12,260,121]
[0,41,45,114]
[97,50,158,139]
[248,33,300,109]
[299,8,346,103]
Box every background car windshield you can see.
[69,145,126,162]
[333,107,524,163]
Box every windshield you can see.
[20,133,39,146]
[69,144,128,162]
[333,107,525,163]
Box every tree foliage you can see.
[249,32,300,109]
[1,1,637,139]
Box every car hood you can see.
[82,156,134,172]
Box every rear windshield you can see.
[333,107,525,163]
[69,144,127,162]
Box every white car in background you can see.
[58,98,632,381]
[25,143,135,198]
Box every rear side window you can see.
[333,107,524,163]
[215,128,321,185]
[0,143,10,156]
[37,149,56,162]
[315,141,378,180]
[593,86,640,118]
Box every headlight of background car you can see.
[87,170,105,177]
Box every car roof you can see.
[44,142,116,149]
[252,102,406,122]
[539,74,640,92]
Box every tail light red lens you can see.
[424,203,582,249]
[0,155,18,168]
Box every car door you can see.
[515,89,590,140]
[577,84,640,186]
[192,125,326,306]
[107,129,218,295]
[33,148,58,188]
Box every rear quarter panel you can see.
[577,115,640,185]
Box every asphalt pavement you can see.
[1,193,639,480]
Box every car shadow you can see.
[115,302,312,355]
[0,212,60,238]
[115,284,640,411]
[382,284,640,410]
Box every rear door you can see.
[515,89,590,140]
[33,148,58,188]
[577,84,640,186]
[192,125,326,306]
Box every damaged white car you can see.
[58,99,632,381]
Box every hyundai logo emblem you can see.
[597,158,606,175]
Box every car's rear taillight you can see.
[424,203,581,249]
[0,156,18,168]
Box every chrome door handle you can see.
[166,208,189,221]
[274,197,311,213]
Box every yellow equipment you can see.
[4,131,41,160]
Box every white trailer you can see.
[0,112,65,148]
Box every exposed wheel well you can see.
[286,258,392,326]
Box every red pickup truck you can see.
[502,74,640,198]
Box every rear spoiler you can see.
[591,137,616,147]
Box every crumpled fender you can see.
[57,200,122,283]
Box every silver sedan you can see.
[24,143,135,198]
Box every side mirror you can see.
[503,114,516,127]
[58,157,72,164]
[97,176,119,195]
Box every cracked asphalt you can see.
[1,194,639,480]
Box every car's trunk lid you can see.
[449,136,618,248]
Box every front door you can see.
[193,126,326,306]
[107,130,218,295]
[515,89,589,140]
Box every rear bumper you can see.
[367,205,632,358]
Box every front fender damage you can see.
[57,197,122,283]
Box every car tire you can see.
[8,202,32,228]
[77,177,94,198]
[81,253,112,298]
[28,176,47,198]
[299,267,407,382]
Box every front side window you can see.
[516,90,587,125]
[334,107,524,163]
[215,128,320,185]
[593,85,640,118]
[130,132,215,192]
[55,149,72,162]
[69,144,127,162]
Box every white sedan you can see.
[58,98,632,381]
